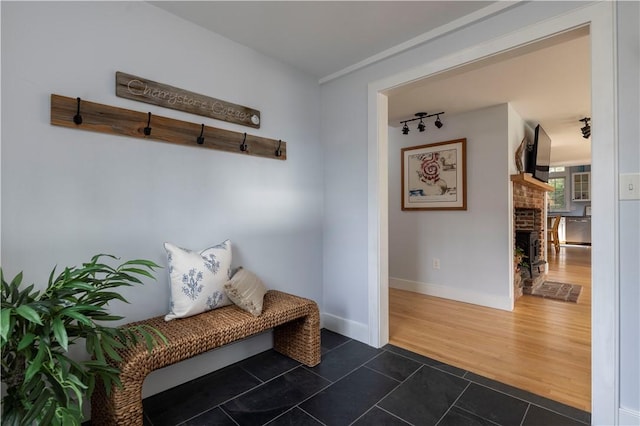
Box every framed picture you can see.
[401,138,467,210]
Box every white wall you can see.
[617,1,640,422]
[1,0,323,407]
[321,0,638,422]
[388,104,513,311]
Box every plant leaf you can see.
[52,317,69,351]
[40,400,57,426]
[60,280,96,291]
[25,344,46,383]
[16,304,43,325]
[9,271,23,288]
[59,308,93,326]
[17,332,37,351]
[1,308,11,342]
[22,387,52,425]
[100,335,122,362]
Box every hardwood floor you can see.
[389,245,592,412]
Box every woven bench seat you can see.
[91,290,320,425]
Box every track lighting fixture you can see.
[400,111,445,135]
[579,117,591,139]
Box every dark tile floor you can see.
[141,330,591,426]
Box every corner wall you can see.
[1,0,323,406]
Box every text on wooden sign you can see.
[116,72,261,128]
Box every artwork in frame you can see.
[401,138,467,210]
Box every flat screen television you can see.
[525,124,552,183]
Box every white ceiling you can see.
[150,1,496,80]
[151,1,591,166]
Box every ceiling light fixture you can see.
[400,111,445,135]
[579,117,591,139]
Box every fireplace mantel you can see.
[510,173,554,192]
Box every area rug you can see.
[530,281,582,303]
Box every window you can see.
[549,166,565,173]
[548,177,567,211]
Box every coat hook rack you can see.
[50,94,286,160]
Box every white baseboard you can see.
[390,277,513,311]
[321,313,369,344]
[619,407,640,425]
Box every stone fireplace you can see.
[511,173,553,298]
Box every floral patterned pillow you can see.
[164,240,233,321]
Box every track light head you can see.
[417,120,426,132]
[435,115,443,128]
[579,117,591,139]
[402,123,410,135]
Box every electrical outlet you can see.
[620,173,640,200]
[433,258,440,269]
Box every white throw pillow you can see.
[164,240,233,321]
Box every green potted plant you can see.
[1,254,167,426]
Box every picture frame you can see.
[401,138,467,210]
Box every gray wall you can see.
[1,0,323,403]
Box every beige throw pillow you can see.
[224,268,267,316]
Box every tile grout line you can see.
[434,381,472,426]
[346,366,408,426]
[520,403,532,426]
[373,404,415,425]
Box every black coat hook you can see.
[275,140,282,157]
[144,112,152,136]
[73,97,83,125]
[240,132,248,151]
[197,124,205,145]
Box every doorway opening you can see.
[367,2,617,421]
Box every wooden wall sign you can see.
[115,72,261,129]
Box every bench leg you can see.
[273,308,321,367]
[91,377,145,426]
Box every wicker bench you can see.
[91,290,320,425]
